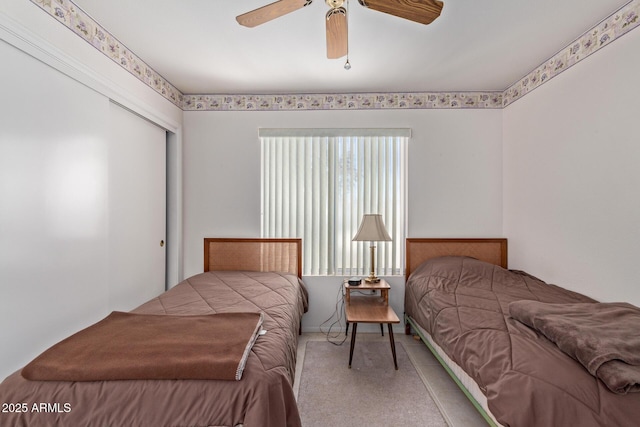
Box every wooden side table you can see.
[344,279,400,369]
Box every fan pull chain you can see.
[344,0,351,69]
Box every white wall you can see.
[183,108,503,331]
[503,28,640,306]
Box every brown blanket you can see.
[21,311,263,381]
[509,300,640,394]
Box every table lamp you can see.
[352,214,392,283]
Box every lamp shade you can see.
[352,214,392,242]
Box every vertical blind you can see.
[260,129,408,276]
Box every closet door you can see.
[0,39,111,379]
[108,102,166,311]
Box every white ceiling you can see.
[71,0,631,95]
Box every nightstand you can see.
[344,279,400,369]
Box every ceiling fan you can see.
[236,0,444,59]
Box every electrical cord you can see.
[319,279,376,345]
[319,280,348,345]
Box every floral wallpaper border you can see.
[29,0,639,111]
[182,92,503,111]
[503,0,639,107]
[30,0,184,108]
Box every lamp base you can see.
[364,275,380,283]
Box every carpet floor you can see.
[297,340,447,426]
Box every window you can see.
[260,128,408,276]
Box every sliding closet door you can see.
[108,102,166,311]
[0,40,111,379]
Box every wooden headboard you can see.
[405,238,508,279]
[204,238,302,278]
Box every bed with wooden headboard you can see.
[0,238,308,427]
[404,238,640,427]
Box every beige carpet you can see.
[297,340,447,427]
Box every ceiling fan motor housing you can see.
[326,0,345,8]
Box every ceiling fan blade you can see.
[237,0,312,28]
[326,7,348,59]
[358,0,443,25]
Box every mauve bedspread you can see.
[404,256,640,427]
[0,270,308,427]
